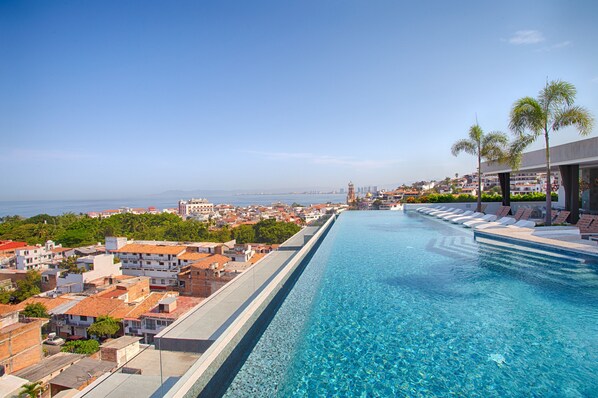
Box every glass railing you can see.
[79,215,337,398]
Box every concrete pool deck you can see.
[474,226,598,259]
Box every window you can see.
[145,319,156,330]
[160,279,165,285]
[159,262,164,266]
[151,279,156,284]
[80,316,88,321]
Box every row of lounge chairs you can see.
[417,205,598,241]
[416,205,534,230]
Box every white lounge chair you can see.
[442,210,473,221]
[417,205,441,213]
[451,212,484,224]
[436,209,464,219]
[463,214,498,228]
[507,220,536,229]
[421,206,447,214]
[474,217,517,230]
[430,208,459,217]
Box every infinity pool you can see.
[225,211,598,397]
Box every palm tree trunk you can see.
[477,153,482,212]
[544,132,552,226]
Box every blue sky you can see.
[1,1,597,200]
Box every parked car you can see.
[44,332,65,346]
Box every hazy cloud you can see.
[535,40,571,52]
[509,30,545,45]
[246,151,399,169]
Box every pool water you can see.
[225,211,598,397]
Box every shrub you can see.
[22,303,50,318]
[61,339,100,355]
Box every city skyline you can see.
[1,1,597,201]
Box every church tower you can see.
[347,181,355,205]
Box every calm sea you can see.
[0,193,346,218]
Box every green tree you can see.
[87,315,121,339]
[13,271,41,303]
[0,288,11,304]
[233,224,256,244]
[19,381,43,398]
[451,124,508,212]
[61,339,100,354]
[21,303,50,318]
[509,79,594,225]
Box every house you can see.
[0,304,44,374]
[138,296,202,343]
[15,240,69,271]
[0,241,28,268]
[61,297,127,338]
[56,254,122,294]
[13,352,85,394]
[178,254,234,298]
[48,357,116,396]
[119,292,171,340]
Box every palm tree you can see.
[452,125,508,212]
[19,382,43,398]
[509,80,594,225]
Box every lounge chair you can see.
[474,216,518,230]
[417,205,439,213]
[451,212,485,224]
[443,210,473,221]
[435,209,464,219]
[578,215,598,238]
[463,214,498,228]
[428,207,457,216]
[551,210,570,224]
[462,205,510,228]
[421,206,447,215]
[507,220,536,229]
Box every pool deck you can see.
[474,226,598,259]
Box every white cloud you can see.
[246,151,399,169]
[535,40,572,52]
[509,30,545,45]
[552,40,571,49]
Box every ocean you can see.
[0,193,346,218]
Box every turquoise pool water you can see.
[225,211,598,397]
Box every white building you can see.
[114,243,187,289]
[56,254,122,293]
[15,240,67,271]
[178,198,214,218]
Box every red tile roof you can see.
[0,241,28,251]
[65,297,127,318]
[114,244,186,255]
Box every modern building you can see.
[481,136,598,223]
[178,198,214,218]
[113,244,187,289]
